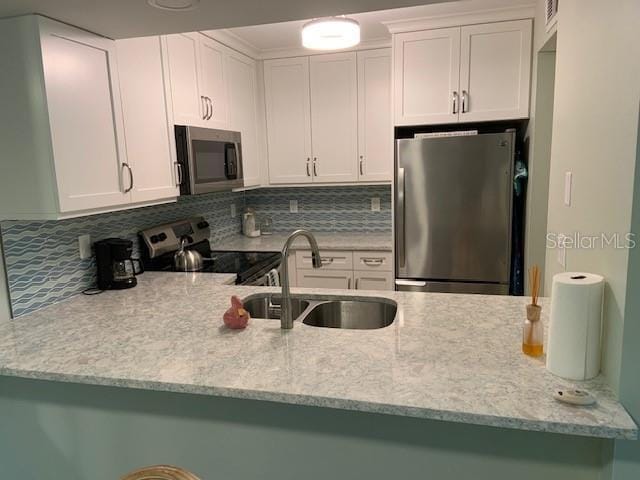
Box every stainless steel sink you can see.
[243,294,309,320]
[302,300,396,330]
[242,293,396,330]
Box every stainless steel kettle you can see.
[173,237,203,272]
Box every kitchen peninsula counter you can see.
[0,272,635,440]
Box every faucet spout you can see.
[280,229,322,329]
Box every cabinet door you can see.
[354,271,393,291]
[264,57,313,184]
[393,28,461,126]
[226,50,260,187]
[117,36,179,204]
[164,33,204,126]
[459,20,532,122]
[357,49,392,181]
[39,19,130,212]
[297,269,353,290]
[198,35,228,129]
[309,52,358,183]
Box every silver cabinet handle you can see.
[452,91,458,114]
[397,166,406,268]
[123,163,133,193]
[174,162,183,187]
[363,258,384,266]
[321,257,334,265]
[462,90,468,113]
[201,96,207,120]
[313,158,318,176]
[359,155,364,175]
[347,277,351,289]
[306,158,311,176]
[355,278,360,290]
[206,97,213,120]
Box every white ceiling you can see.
[0,0,456,39]
[227,0,534,53]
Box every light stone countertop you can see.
[213,232,392,252]
[0,271,636,440]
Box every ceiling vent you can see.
[545,0,559,30]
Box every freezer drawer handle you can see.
[395,279,427,287]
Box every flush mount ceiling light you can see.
[147,0,200,11]
[302,17,361,50]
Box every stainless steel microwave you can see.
[174,126,243,195]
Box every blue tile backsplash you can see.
[0,185,391,317]
[245,185,391,233]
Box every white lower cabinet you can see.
[292,249,392,291]
[297,269,354,290]
[354,272,394,291]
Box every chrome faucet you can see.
[280,229,322,329]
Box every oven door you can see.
[176,126,243,194]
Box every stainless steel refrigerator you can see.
[395,132,514,295]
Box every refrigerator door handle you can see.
[397,167,406,268]
[395,279,427,287]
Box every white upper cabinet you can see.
[163,33,203,126]
[264,57,313,184]
[198,35,228,128]
[117,36,179,204]
[40,20,130,213]
[226,50,260,187]
[264,52,367,185]
[357,49,392,181]
[459,20,532,123]
[309,52,359,183]
[393,19,532,125]
[163,33,229,129]
[394,28,461,126]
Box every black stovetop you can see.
[142,240,281,284]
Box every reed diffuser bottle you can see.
[523,265,543,357]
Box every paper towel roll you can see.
[546,272,604,380]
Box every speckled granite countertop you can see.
[213,232,392,252]
[0,272,635,440]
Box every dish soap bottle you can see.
[523,265,543,357]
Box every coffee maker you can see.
[94,238,143,290]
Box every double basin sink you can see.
[242,293,397,330]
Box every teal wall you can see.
[613,106,640,479]
[0,377,609,480]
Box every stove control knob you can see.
[158,232,168,242]
[197,221,209,229]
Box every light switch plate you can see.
[371,197,381,212]
[564,172,572,206]
[290,200,298,213]
[230,204,236,218]
[78,234,91,260]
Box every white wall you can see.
[543,0,640,391]
[524,0,557,295]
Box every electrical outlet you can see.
[371,197,381,212]
[78,234,91,260]
[289,200,298,213]
[230,204,236,218]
